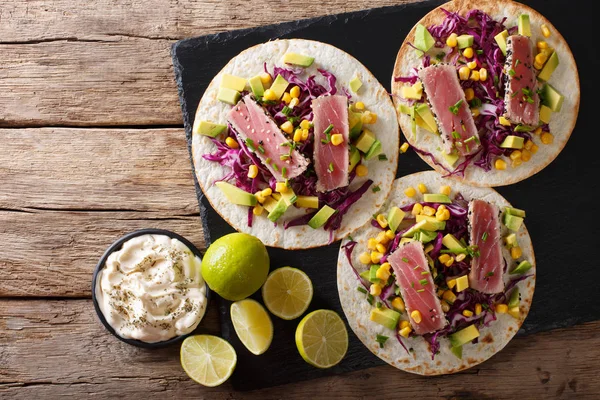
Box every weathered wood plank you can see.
[0,211,205,297]
[0,128,197,213]
[0,299,597,398]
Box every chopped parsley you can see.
[257,145,265,154]
[419,279,428,286]
[436,52,446,61]
[402,257,409,262]
[376,334,389,348]
[476,49,484,55]
[366,294,374,305]
[485,271,495,277]
[394,285,401,296]
[372,185,381,193]
[515,59,521,67]
[347,235,354,241]
[416,289,425,293]
[321,124,335,144]
[449,99,464,115]
[508,69,516,77]
[357,286,367,294]
[469,98,482,108]
[280,154,290,161]
[245,138,256,151]
[376,301,383,309]
[282,167,287,178]
[281,106,292,116]
[482,232,488,241]
[421,271,430,275]
[451,131,461,139]
[378,154,388,161]
[328,162,334,172]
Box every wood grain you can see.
[0,299,597,399]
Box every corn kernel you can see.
[399,326,412,338]
[466,61,477,70]
[366,239,377,251]
[410,310,422,324]
[392,297,406,313]
[359,252,371,264]
[371,251,383,264]
[355,101,365,110]
[471,107,480,117]
[541,24,551,38]
[444,257,455,267]
[470,70,480,81]
[260,73,273,86]
[412,203,423,215]
[510,150,522,161]
[439,185,451,196]
[289,97,299,108]
[254,191,266,203]
[446,33,458,48]
[330,133,344,146]
[370,283,382,297]
[531,144,539,154]
[361,111,377,124]
[495,158,507,170]
[422,206,436,216]
[385,230,395,240]
[512,158,523,168]
[462,310,474,317]
[290,85,301,98]
[521,148,532,162]
[376,231,390,245]
[399,319,410,329]
[275,182,288,193]
[253,204,264,216]
[376,243,387,254]
[376,214,388,229]
[261,188,272,197]
[417,183,427,194]
[499,116,511,126]
[541,132,554,145]
[280,121,294,134]
[404,187,416,197]
[300,119,311,130]
[534,127,542,135]
[400,142,410,153]
[464,88,475,101]
[293,129,303,142]
[436,209,451,221]
[533,61,543,70]
[376,264,391,281]
[524,140,533,151]
[441,300,450,313]
[475,303,483,316]
[248,165,259,179]
[535,52,548,66]
[496,304,508,314]
[282,92,292,105]
[537,40,548,49]
[463,47,474,59]
[456,253,466,262]
[439,254,451,264]
[225,137,239,149]
[511,246,522,259]
[479,68,488,82]
[355,164,368,177]
[443,290,457,304]
[263,88,277,101]
[301,129,309,141]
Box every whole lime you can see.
[201,233,270,301]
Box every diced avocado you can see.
[192,120,227,137]
[416,230,437,244]
[539,105,553,124]
[387,206,406,233]
[505,233,518,248]
[280,189,298,206]
[538,51,559,82]
[518,14,531,37]
[308,205,336,229]
[364,140,382,160]
[414,24,435,55]
[400,81,423,100]
[505,207,526,218]
[441,150,460,167]
[355,129,376,153]
[508,287,520,308]
[514,124,534,133]
[457,34,474,49]
[270,74,290,100]
[398,103,411,115]
[423,193,452,204]
[267,198,289,222]
[511,260,532,275]
[503,213,524,231]
[409,105,417,136]
[400,237,415,245]
[451,345,463,359]
[217,87,241,105]
[448,324,480,348]
[282,52,314,68]
[508,306,520,319]
[499,135,525,149]
[248,75,265,97]
[349,147,361,172]
[401,219,428,238]
[415,103,438,134]
[540,83,564,112]
[415,215,446,231]
[296,195,319,209]
[215,181,257,206]
[359,270,370,282]
[262,196,278,212]
[369,307,401,330]
[220,74,247,92]
[349,77,363,93]
[443,234,466,252]
[369,265,381,284]
[349,108,363,140]
[494,29,509,56]
[455,275,469,292]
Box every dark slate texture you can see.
[172,0,597,391]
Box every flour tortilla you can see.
[192,39,399,249]
[337,171,536,375]
[391,0,580,187]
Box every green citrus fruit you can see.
[180,335,236,387]
[230,299,273,355]
[262,267,313,320]
[295,309,348,368]
[201,233,269,301]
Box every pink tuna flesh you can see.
[227,94,309,181]
[468,199,505,294]
[311,94,350,192]
[388,241,447,335]
[504,35,540,126]
[418,64,480,156]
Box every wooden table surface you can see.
[1,1,598,398]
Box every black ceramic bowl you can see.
[91,228,210,349]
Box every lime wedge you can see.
[262,266,314,320]
[180,335,236,387]
[295,309,348,368]
[230,299,273,355]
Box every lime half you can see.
[295,309,348,368]
[262,266,314,320]
[230,299,273,355]
[180,335,237,387]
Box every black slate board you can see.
[172,0,599,391]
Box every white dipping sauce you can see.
[95,234,207,343]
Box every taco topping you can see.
[467,199,504,294]
[417,64,480,156]
[312,94,350,192]
[388,241,447,335]
[504,35,540,126]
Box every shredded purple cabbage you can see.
[343,240,370,290]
